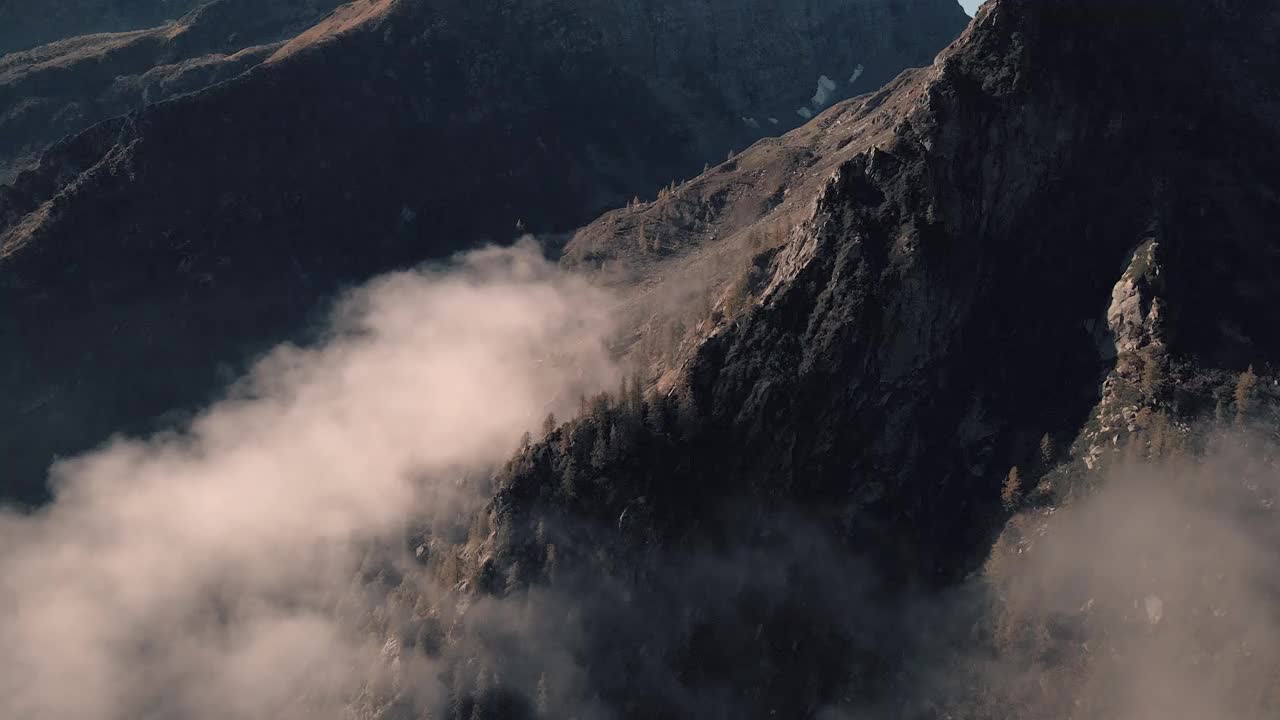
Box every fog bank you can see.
[0,241,618,720]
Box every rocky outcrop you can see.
[545,0,1280,578]
[438,0,1280,714]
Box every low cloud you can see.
[0,240,618,720]
[955,432,1280,719]
[6,236,1280,720]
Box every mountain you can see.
[0,0,206,55]
[0,0,968,503]
[0,0,346,182]
[543,0,1280,579]
[392,0,1278,715]
[2,0,1277,717]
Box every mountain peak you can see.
[542,0,1280,585]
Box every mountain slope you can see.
[400,0,1280,715]
[0,0,206,55]
[544,0,1280,578]
[0,0,968,503]
[0,0,346,182]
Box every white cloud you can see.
[0,240,619,720]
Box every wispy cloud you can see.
[0,240,618,720]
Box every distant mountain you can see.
[0,0,968,503]
[0,0,206,54]
[0,0,347,182]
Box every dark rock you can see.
[541,0,1280,585]
[0,0,968,503]
[0,0,347,182]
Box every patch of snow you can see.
[742,116,760,129]
[849,63,866,84]
[796,107,814,120]
[811,74,838,107]
[768,117,779,125]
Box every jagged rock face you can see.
[0,0,967,502]
[444,0,1280,714]
[508,0,1280,582]
[0,0,347,182]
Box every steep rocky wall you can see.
[429,0,1280,714]
[483,0,1280,625]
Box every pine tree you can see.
[1139,347,1165,400]
[609,422,625,457]
[561,459,579,500]
[648,394,670,437]
[1235,365,1259,424]
[675,389,699,440]
[543,544,558,584]
[541,412,557,437]
[1001,467,1022,510]
[1148,411,1170,457]
[1039,433,1055,465]
[627,374,644,414]
[470,667,492,720]
[449,663,469,720]
[590,425,612,469]
[535,673,551,718]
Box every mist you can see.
[0,240,619,720]
[966,432,1280,719]
[4,239,1280,720]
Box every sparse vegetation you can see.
[1038,433,1055,465]
[1001,466,1022,510]
[1235,365,1258,423]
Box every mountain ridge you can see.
[0,0,970,503]
[399,0,1280,712]
[440,3,1280,714]
[2,0,1278,718]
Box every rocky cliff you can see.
[541,0,1280,579]
[397,0,1280,715]
[0,0,967,503]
